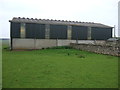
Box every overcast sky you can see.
[0,0,119,38]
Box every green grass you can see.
[1,39,9,46]
[2,46,118,88]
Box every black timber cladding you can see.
[10,17,113,40]
[91,27,112,40]
[11,22,20,38]
[50,25,67,39]
[26,23,45,39]
[72,26,88,40]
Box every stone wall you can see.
[70,42,120,56]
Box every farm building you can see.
[9,17,113,50]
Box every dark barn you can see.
[9,17,113,50]
[50,25,67,39]
[72,26,88,40]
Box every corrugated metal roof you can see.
[9,17,113,28]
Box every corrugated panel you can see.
[72,26,88,40]
[11,22,20,38]
[50,25,67,39]
[91,27,112,40]
[26,23,45,39]
[9,17,113,28]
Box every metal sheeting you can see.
[91,27,112,40]
[72,26,88,40]
[11,22,20,38]
[26,23,45,39]
[9,17,113,28]
[50,25,67,39]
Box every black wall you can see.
[91,27,112,40]
[11,22,20,38]
[50,25,67,39]
[72,26,88,40]
[26,23,45,39]
[11,22,112,40]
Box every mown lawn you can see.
[2,46,118,88]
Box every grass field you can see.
[2,45,118,88]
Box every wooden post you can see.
[10,22,13,50]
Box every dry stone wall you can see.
[70,41,120,56]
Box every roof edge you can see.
[9,17,113,28]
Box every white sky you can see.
[0,0,119,38]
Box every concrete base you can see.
[35,39,57,49]
[12,38,105,50]
[57,40,76,46]
[13,39,35,49]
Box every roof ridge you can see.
[10,17,112,28]
[12,17,95,24]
